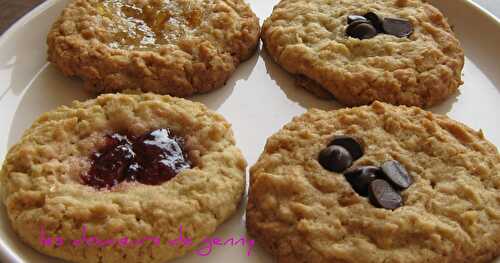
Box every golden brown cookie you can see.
[262,0,464,107]
[247,101,500,263]
[0,93,247,263]
[47,0,260,96]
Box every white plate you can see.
[0,0,499,262]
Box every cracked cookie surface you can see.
[0,93,247,263]
[48,0,260,96]
[262,0,464,107]
[247,101,500,263]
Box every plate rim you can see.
[1,0,500,56]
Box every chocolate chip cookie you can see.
[47,0,260,96]
[262,0,464,107]
[0,93,247,263]
[247,101,500,263]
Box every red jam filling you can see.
[82,128,191,189]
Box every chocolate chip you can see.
[344,166,381,196]
[319,145,353,173]
[346,21,378,40]
[382,18,413,37]
[329,135,364,160]
[381,160,413,189]
[363,12,383,32]
[369,179,403,210]
[347,15,368,24]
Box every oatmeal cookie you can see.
[0,93,247,263]
[47,0,260,96]
[247,101,500,263]
[262,0,464,107]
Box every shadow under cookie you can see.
[261,50,341,111]
[191,44,261,111]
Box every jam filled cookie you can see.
[0,93,247,263]
[47,0,260,96]
[247,101,500,263]
[262,0,464,107]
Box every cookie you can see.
[247,101,500,263]
[0,93,247,263]
[262,0,464,107]
[47,0,260,96]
